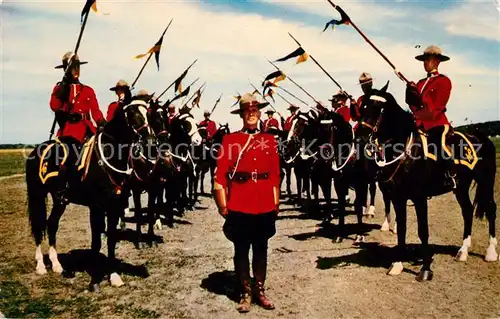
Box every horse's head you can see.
[148,100,169,145]
[362,82,414,145]
[169,110,203,147]
[213,123,230,143]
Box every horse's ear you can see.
[381,80,390,93]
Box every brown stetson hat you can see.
[54,51,88,69]
[415,45,450,62]
[110,79,129,91]
[230,93,269,115]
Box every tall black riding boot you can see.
[252,242,275,310]
[234,244,252,313]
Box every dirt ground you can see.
[0,173,499,319]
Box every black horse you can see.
[26,101,155,290]
[165,110,203,213]
[359,86,498,281]
[125,99,175,249]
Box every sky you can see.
[1,0,499,143]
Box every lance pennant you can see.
[275,47,308,64]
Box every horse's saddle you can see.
[39,136,95,184]
[419,128,478,170]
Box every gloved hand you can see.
[97,119,107,133]
[405,82,422,109]
[55,110,68,127]
[55,80,71,102]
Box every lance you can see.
[288,32,351,98]
[156,58,198,101]
[325,0,409,83]
[49,0,92,140]
[268,60,319,105]
[130,18,173,89]
[263,79,308,106]
[249,81,282,117]
[210,93,223,114]
[182,82,206,108]
[163,77,199,107]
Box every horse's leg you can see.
[147,186,159,248]
[46,201,67,274]
[365,182,376,218]
[286,166,292,197]
[354,181,368,245]
[333,177,347,243]
[132,190,144,249]
[28,185,48,275]
[414,197,433,281]
[296,166,302,204]
[380,185,392,232]
[107,204,124,287]
[387,196,407,276]
[200,168,205,194]
[210,163,215,193]
[321,175,333,223]
[454,181,474,261]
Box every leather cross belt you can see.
[230,171,269,183]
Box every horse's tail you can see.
[26,147,48,242]
[472,134,497,220]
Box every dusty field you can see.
[0,171,499,318]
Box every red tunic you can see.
[199,119,217,139]
[263,118,280,132]
[215,131,280,214]
[335,106,351,123]
[106,101,120,122]
[410,72,451,131]
[283,114,296,131]
[50,83,104,143]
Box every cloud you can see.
[0,0,498,143]
[438,1,499,41]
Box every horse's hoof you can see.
[154,219,162,230]
[333,237,343,244]
[455,249,468,262]
[380,220,390,232]
[89,283,100,293]
[120,221,127,231]
[353,235,364,246]
[36,266,47,275]
[416,269,433,282]
[387,262,404,276]
[52,263,64,274]
[110,273,124,287]
[149,241,159,248]
[135,242,145,250]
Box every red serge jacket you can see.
[283,114,296,131]
[215,131,280,214]
[199,119,217,139]
[50,83,104,143]
[106,101,120,122]
[335,106,351,123]
[410,71,451,131]
[263,118,280,132]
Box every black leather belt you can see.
[230,171,269,183]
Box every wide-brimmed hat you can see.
[287,104,299,111]
[230,93,269,114]
[329,90,348,102]
[54,51,88,69]
[358,72,373,85]
[110,79,129,91]
[265,109,275,115]
[134,88,154,101]
[203,110,211,116]
[415,45,450,62]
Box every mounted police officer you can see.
[282,104,299,132]
[50,51,105,204]
[107,79,132,122]
[330,90,351,123]
[263,110,280,133]
[406,45,455,188]
[198,110,217,141]
[213,93,280,313]
[351,72,373,124]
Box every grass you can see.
[0,149,32,177]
